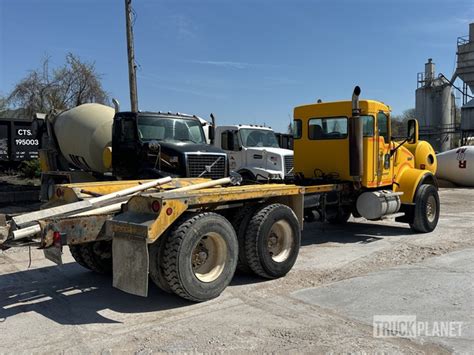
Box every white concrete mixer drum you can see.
[53,103,114,173]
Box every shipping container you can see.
[0,117,44,163]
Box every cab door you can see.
[375,111,393,186]
[361,115,376,185]
[220,130,242,172]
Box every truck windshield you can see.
[239,128,280,148]
[137,116,206,144]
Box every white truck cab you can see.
[214,125,294,181]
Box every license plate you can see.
[44,247,63,265]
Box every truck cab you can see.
[293,88,439,232]
[112,111,228,180]
[214,125,293,181]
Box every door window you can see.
[377,112,390,142]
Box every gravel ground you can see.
[0,188,473,353]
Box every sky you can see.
[0,0,473,133]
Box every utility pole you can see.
[125,0,138,112]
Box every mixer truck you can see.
[39,103,228,200]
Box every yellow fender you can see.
[394,168,437,204]
[403,140,437,174]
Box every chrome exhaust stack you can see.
[349,86,363,180]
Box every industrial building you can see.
[415,22,474,152]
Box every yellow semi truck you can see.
[0,87,439,302]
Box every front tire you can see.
[162,212,238,302]
[245,204,300,279]
[238,170,257,185]
[410,184,440,233]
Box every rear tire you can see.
[70,241,112,274]
[410,184,440,233]
[69,244,90,270]
[162,212,238,302]
[149,234,172,293]
[245,204,300,279]
[230,204,260,273]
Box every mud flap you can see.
[112,233,149,297]
[44,246,63,265]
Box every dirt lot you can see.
[0,188,473,353]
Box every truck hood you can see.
[151,141,226,155]
[245,147,293,156]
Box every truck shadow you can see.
[0,260,266,325]
[0,262,191,325]
[0,220,413,325]
[301,220,415,246]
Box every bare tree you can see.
[392,108,416,138]
[0,95,7,112]
[7,53,108,116]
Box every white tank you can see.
[436,146,474,187]
[53,103,114,173]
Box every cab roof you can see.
[294,100,391,119]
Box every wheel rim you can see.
[426,195,437,223]
[192,232,227,283]
[266,220,293,262]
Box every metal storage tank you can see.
[415,59,456,152]
[455,23,474,144]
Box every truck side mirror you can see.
[208,125,215,143]
[407,119,418,144]
[227,132,235,151]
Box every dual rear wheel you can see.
[149,204,301,302]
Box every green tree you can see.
[7,53,108,117]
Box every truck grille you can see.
[186,154,227,179]
[284,155,294,176]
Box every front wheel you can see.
[162,212,238,302]
[410,184,440,233]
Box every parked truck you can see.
[0,87,440,303]
[214,124,293,182]
[39,103,228,200]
